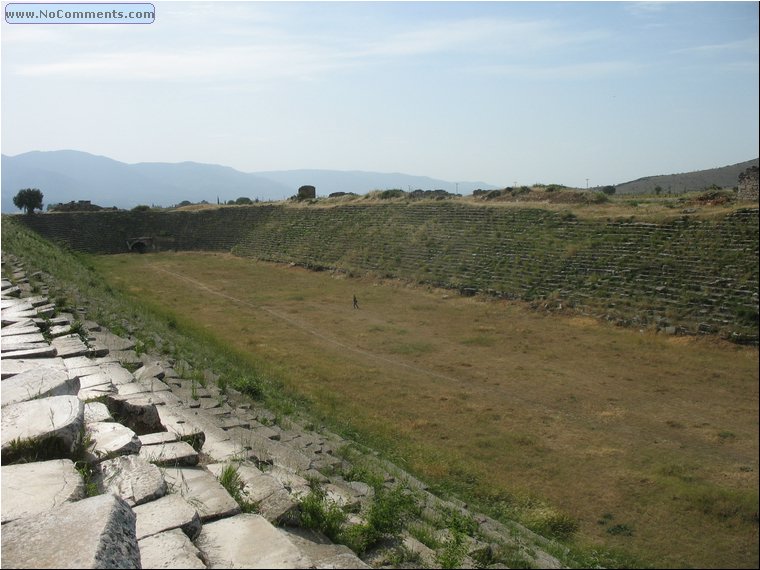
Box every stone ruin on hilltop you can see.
[737,166,759,201]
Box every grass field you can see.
[89,251,759,568]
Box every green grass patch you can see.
[217,463,258,513]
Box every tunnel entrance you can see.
[126,237,154,253]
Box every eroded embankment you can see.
[17,203,760,342]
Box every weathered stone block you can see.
[196,514,313,568]
[1,395,84,462]
[0,493,140,569]
[1,459,85,524]
[1,367,80,407]
[87,421,142,460]
[138,528,206,569]
[132,492,202,540]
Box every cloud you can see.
[13,41,355,82]
[5,11,615,84]
[672,38,759,57]
[360,17,610,59]
[472,60,643,80]
[624,2,667,17]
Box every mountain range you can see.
[0,150,498,212]
[1,150,757,213]
[614,158,758,195]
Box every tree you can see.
[602,185,616,195]
[13,188,44,214]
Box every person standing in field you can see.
[353,294,359,309]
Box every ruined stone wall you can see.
[18,207,278,254]
[14,203,760,342]
[737,166,759,201]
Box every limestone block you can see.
[138,377,172,393]
[49,324,75,337]
[139,440,198,466]
[84,401,114,423]
[132,491,202,540]
[267,466,311,499]
[161,466,241,522]
[89,330,136,351]
[117,382,150,396]
[78,385,117,402]
[51,333,90,358]
[134,362,166,382]
[138,528,206,569]
[0,356,67,379]
[1,395,84,462]
[107,394,163,434]
[402,535,439,569]
[324,482,362,511]
[0,493,140,569]
[81,363,136,386]
[2,344,58,359]
[1,331,46,348]
[107,349,143,367]
[98,454,167,506]
[280,527,371,569]
[206,462,297,523]
[196,514,313,569]
[156,405,206,449]
[35,303,57,318]
[1,367,80,407]
[87,421,141,460]
[1,459,85,524]
[139,431,178,446]
[1,341,51,353]
[0,324,41,337]
[78,373,114,390]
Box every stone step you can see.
[138,528,207,569]
[279,527,371,569]
[161,466,241,522]
[2,344,58,359]
[1,367,80,408]
[1,395,85,463]
[206,462,298,524]
[1,459,85,524]
[87,421,142,461]
[195,513,313,569]
[51,334,91,358]
[132,492,203,541]
[0,357,68,379]
[0,493,141,569]
[1,324,41,337]
[139,440,199,467]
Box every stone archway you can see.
[126,237,153,253]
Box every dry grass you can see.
[93,252,759,568]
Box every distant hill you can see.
[1,151,293,212]
[0,150,499,213]
[615,159,759,195]
[254,169,496,197]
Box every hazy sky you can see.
[1,1,758,187]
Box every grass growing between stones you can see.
[297,479,419,556]
[216,463,258,513]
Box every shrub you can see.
[378,189,406,200]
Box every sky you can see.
[1,0,758,188]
